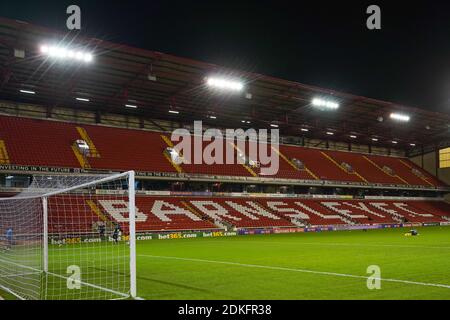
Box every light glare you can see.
[390,113,410,122]
[312,97,339,109]
[206,77,244,92]
[40,44,93,63]
[84,53,93,62]
[19,89,35,95]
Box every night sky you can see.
[2,0,450,112]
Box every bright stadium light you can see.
[84,53,93,63]
[40,44,94,63]
[125,104,138,109]
[19,89,36,95]
[206,77,244,92]
[312,97,339,110]
[76,97,90,102]
[390,113,410,122]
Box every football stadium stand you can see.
[43,195,450,233]
[0,115,445,188]
[0,17,449,239]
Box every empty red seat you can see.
[44,195,449,232]
[0,115,445,187]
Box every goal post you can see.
[0,171,137,300]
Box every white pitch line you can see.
[204,239,450,250]
[138,254,450,290]
[254,241,450,250]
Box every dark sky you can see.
[2,0,450,112]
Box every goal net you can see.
[0,171,137,300]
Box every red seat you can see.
[0,115,445,187]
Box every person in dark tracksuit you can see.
[112,224,121,244]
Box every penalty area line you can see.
[138,254,450,290]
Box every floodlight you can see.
[390,113,410,122]
[169,110,179,114]
[19,89,35,95]
[206,77,244,92]
[312,98,320,105]
[371,138,378,142]
[40,44,93,63]
[312,97,339,109]
[270,124,279,128]
[76,97,90,102]
[125,104,138,109]
[75,51,84,60]
[349,135,357,139]
[326,132,334,135]
[392,141,398,144]
[84,53,93,63]
[301,128,309,132]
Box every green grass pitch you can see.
[135,226,450,300]
[1,226,449,300]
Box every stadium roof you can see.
[0,16,449,151]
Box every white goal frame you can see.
[0,170,137,300]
